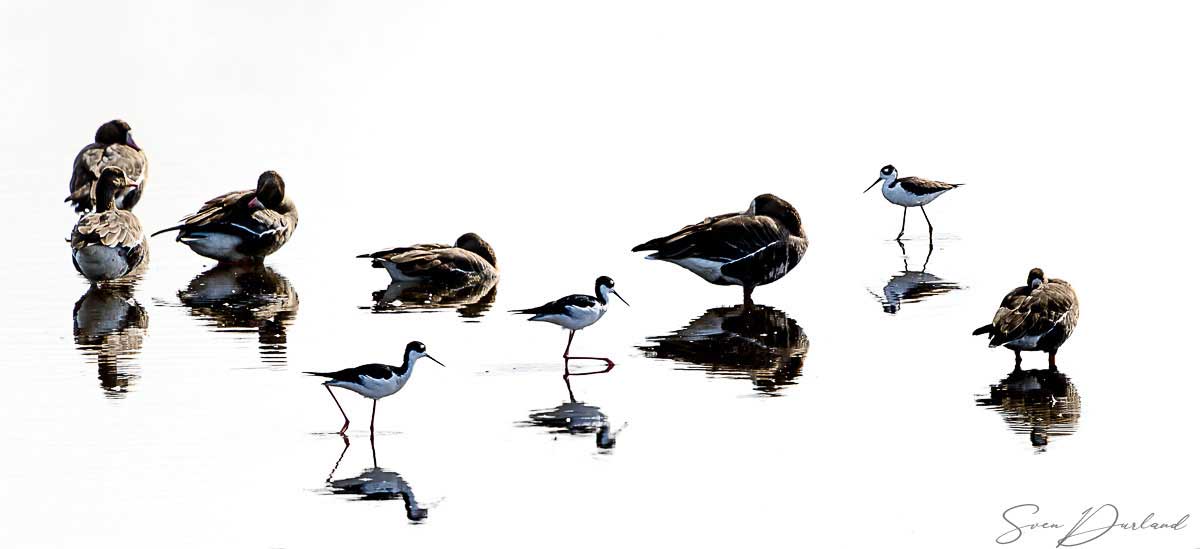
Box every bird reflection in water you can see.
[365,278,498,320]
[177,264,299,365]
[523,375,623,450]
[325,436,429,521]
[640,305,809,395]
[870,240,960,314]
[976,367,1081,450]
[72,282,148,397]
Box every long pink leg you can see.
[325,385,350,435]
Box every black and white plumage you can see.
[358,232,498,285]
[511,276,630,373]
[66,120,148,213]
[152,171,297,263]
[305,341,445,435]
[864,164,961,240]
[972,268,1080,369]
[632,194,808,307]
[69,167,149,282]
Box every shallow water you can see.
[4,2,1200,547]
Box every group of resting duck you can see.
[66,119,1078,412]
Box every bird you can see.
[66,120,148,213]
[511,276,629,374]
[631,194,808,308]
[357,232,498,285]
[863,165,961,240]
[151,171,297,263]
[972,268,1079,370]
[305,341,445,435]
[69,167,149,282]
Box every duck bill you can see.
[125,132,141,151]
[248,196,264,209]
[863,178,882,193]
[426,355,446,367]
[613,291,630,306]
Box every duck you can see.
[66,120,148,213]
[69,167,148,282]
[152,171,297,263]
[632,194,808,307]
[972,268,1080,369]
[357,232,498,285]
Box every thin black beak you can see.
[426,355,446,367]
[863,177,882,194]
[613,290,630,306]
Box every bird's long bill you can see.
[426,355,447,367]
[863,178,882,194]
[613,291,631,306]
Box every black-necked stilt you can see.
[972,268,1079,369]
[69,167,148,282]
[863,165,961,240]
[358,232,498,285]
[152,171,297,264]
[305,341,445,435]
[66,120,147,213]
[511,276,629,375]
[632,194,808,308]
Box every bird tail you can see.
[150,224,187,237]
[971,324,993,336]
[631,238,664,253]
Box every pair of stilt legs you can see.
[896,206,935,241]
[324,385,377,437]
[560,330,615,402]
[1010,350,1059,372]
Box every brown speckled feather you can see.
[363,244,497,283]
[989,280,1079,347]
[68,143,148,211]
[71,210,144,249]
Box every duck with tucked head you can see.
[632,194,808,308]
[972,268,1080,370]
[357,232,498,285]
[152,171,297,264]
[66,119,148,213]
[69,167,148,282]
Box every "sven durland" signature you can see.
[996,504,1189,546]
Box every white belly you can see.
[329,375,407,400]
[882,183,946,207]
[74,245,129,280]
[181,233,247,261]
[535,304,606,330]
[665,257,737,285]
[1003,334,1043,351]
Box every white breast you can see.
[536,303,607,330]
[181,233,247,261]
[74,245,129,280]
[881,182,947,207]
[666,257,738,285]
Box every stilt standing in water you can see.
[305,341,445,435]
[511,276,629,377]
[863,165,961,240]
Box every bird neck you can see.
[595,285,611,305]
